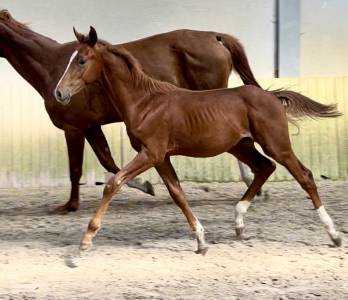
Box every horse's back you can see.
[122,30,232,90]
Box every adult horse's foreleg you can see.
[80,149,154,250]
[54,127,85,213]
[85,126,155,196]
[276,152,341,246]
[229,139,276,239]
[155,158,208,255]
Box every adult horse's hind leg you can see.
[229,138,276,239]
[156,157,208,255]
[274,152,341,246]
[237,161,254,187]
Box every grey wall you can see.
[300,0,348,77]
[1,0,348,82]
[0,0,275,83]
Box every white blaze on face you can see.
[54,50,78,98]
[235,200,251,229]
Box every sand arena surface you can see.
[0,181,347,299]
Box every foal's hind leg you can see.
[272,152,341,246]
[156,158,208,255]
[229,138,276,239]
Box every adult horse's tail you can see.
[217,33,262,88]
[218,33,342,119]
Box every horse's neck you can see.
[101,53,153,125]
[1,27,75,97]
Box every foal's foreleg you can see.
[80,150,153,250]
[229,140,276,239]
[156,158,208,255]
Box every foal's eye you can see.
[78,58,86,66]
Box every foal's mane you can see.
[106,45,179,94]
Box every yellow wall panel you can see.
[0,77,347,187]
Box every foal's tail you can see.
[217,33,262,88]
[271,89,342,119]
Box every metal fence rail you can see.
[0,76,347,187]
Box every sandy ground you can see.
[0,180,347,299]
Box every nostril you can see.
[56,90,62,99]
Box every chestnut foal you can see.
[55,27,342,253]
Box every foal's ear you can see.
[87,26,98,47]
[73,27,86,43]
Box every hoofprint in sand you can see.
[0,181,347,299]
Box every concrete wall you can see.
[1,0,348,82]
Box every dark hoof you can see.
[127,179,155,196]
[256,189,262,196]
[331,236,342,247]
[144,181,155,196]
[195,247,209,256]
[236,227,246,240]
[51,202,79,214]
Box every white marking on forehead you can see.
[54,50,78,97]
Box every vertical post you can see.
[274,0,280,78]
[276,0,300,77]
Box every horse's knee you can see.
[70,167,82,184]
[264,160,276,173]
[103,175,121,196]
[254,158,276,176]
[301,170,317,192]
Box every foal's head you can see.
[54,26,104,105]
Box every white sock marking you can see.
[54,50,78,98]
[235,200,251,229]
[317,205,339,239]
[194,217,206,248]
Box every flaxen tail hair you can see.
[272,89,342,119]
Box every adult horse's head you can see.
[0,9,31,56]
[54,26,102,105]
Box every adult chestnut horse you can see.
[0,9,265,211]
[55,27,342,253]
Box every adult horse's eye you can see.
[78,58,86,66]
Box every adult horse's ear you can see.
[73,27,86,43]
[87,26,98,47]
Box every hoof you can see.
[51,202,79,214]
[80,240,93,251]
[195,247,209,256]
[144,181,155,196]
[236,227,246,240]
[127,179,155,196]
[331,236,342,247]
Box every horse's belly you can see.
[170,131,248,158]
